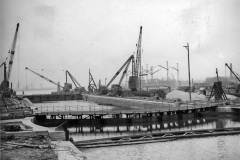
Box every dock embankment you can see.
[1,117,86,160]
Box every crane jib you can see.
[7,23,20,81]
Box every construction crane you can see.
[0,23,20,96]
[0,60,7,83]
[88,69,98,93]
[65,70,85,93]
[8,23,20,81]
[225,63,240,96]
[129,26,143,91]
[106,55,134,88]
[158,61,169,81]
[208,68,228,101]
[104,54,134,96]
[150,69,161,79]
[225,63,240,82]
[139,66,148,77]
[144,66,161,80]
[133,26,142,77]
[25,67,63,92]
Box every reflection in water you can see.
[64,114,240,141]
[60,108,240,160]
[217,136,227,160]
[83,135,240,160]
[71,118,209,133]
[216,118,227,129]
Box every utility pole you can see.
[183,43,191,101]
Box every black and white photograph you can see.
[0,0,240,159]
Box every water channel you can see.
[34,100,240,160]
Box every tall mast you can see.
[183,43,191,101]
[134,26,142,77]
[7,23,20,81]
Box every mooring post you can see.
[138,125,141,131]
[117,125,120,132]
[177,111,183,120]
[127,125,130,131]
[158,112,163,122]
[65,128,69,141]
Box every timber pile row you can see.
[74,127,240,148]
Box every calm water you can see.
[30,94,240,160]
[84,135,240,160]
[69,116,240,141]
[67,107,240,160]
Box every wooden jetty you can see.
[33,98,222,122]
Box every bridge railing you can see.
[34,103,113,114]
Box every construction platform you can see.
[33,97,222,123]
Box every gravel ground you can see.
[1,135,57,160]
[1,147,57,160]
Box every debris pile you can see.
[0,135,57,160]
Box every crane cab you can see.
[110,84,122,96]
[63,83,72,92]
[128,76,139,91]
[98,85,108,95]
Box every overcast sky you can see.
[0,0,239,89]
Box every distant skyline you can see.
[0,0,239,90]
